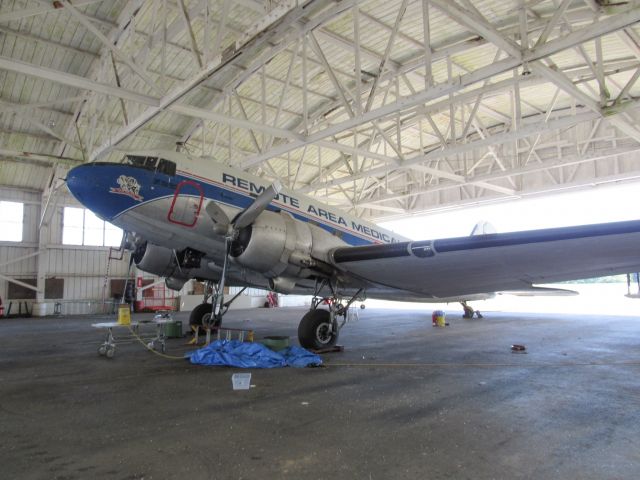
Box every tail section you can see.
[470,220,496,236]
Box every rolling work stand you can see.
[92,316,173,358]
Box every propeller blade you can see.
[232,180,282,230]
[205,201,231,236]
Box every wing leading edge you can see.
[330,219,640,299]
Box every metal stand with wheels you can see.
[92,319,171,357]
[92,322,140,358]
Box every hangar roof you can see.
[1,0,640,220]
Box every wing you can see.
[330,220,640,299]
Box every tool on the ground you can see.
[188,325,254,346]
[310,345,344,354]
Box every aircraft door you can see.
[168,180,204,227]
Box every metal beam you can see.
[301,110,604,193]
[308,33,355,118]
[0,251,42,270]
[358,144,640,208]
[364,0,409,112]
[54,0,149,158]
[0,102,82,151]
[532,61,640,142]
[89,0,331,160]
[177,0,203,69]
[0,56,158,105]
[0,273,42,293]
[430,0,521,59]
[0,0,103,23]
[41,0,162,95]
[239,10,640,170]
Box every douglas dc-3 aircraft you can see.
[66,150,640,349]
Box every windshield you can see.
[123,155,176,176]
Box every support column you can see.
[33,165,65,316]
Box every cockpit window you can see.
[124,155,150,167]
[158,159,176,176]
[123,155,176,176]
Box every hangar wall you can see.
[0,187,131,315]
[0,186,278,317]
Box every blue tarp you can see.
[185,340,322,368]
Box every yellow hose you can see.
[126,325,188,360]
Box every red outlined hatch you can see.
[167,180,204,227]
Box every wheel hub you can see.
[315,322,333,344]
[202,312,213,327]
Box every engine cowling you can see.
[165,276,188,291]
[231,210,316,278]
[133,243,177,278]
[268,276,297,293]
[133,242,217,290]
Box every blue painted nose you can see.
[66,163,147,221]
[66,164,95,208]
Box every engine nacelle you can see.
[133,243,177,277]
[268,276,297,293]
[133,242,215,290]
[165,276,187,291]
[231,211,315,278]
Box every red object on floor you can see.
[267,291,278,308]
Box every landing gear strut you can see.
[297,280,363,350]
[189,275,247,331]
[461,301,483,319]
[189,301,220,330]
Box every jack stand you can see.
[310,345,344,354]
[461,301,483,319]
[187,325,254,346]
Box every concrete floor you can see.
[1,306,639,479]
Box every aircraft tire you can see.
[297,309,338,350]
[189,303,220,330]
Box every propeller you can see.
[205,201,232,236]
[232,181,282,229]
[204,180,282,239]
[203,180,282,322]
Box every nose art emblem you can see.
[110,175,144,202]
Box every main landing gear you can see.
[297,280,363,350]
[460,301,483,319]
[189,280,247,331]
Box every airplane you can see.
[65,150,640,349]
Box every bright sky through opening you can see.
[380,182,639,240]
